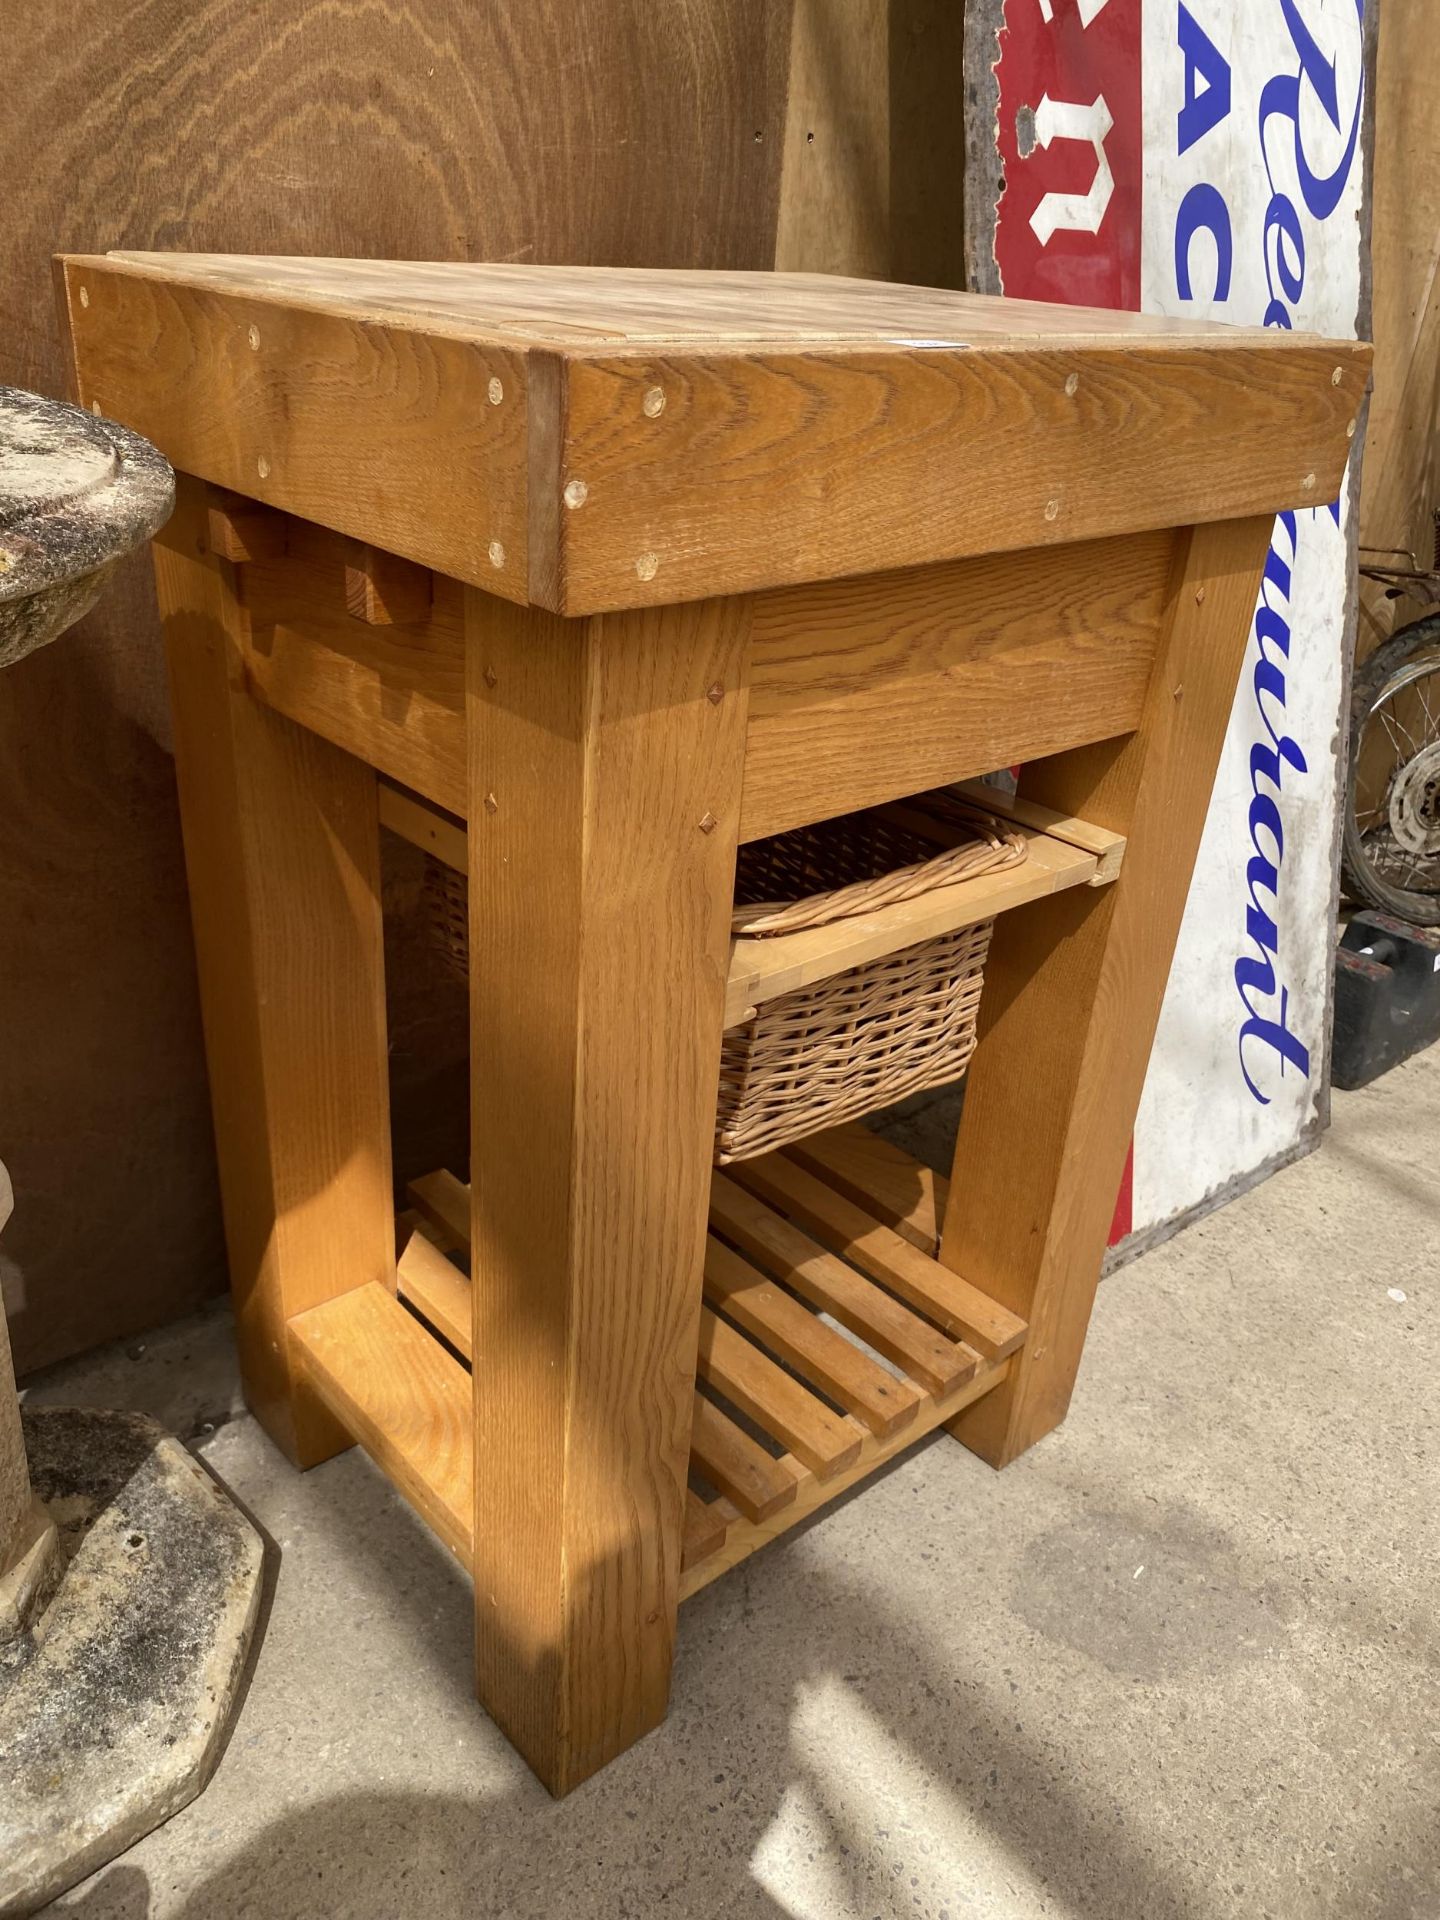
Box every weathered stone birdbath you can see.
[0,386,263,1918]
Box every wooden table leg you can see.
[467,589,751,1795]
[941,515,1277,1469]
[153,476,395,1467]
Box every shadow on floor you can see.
[50,1443,1440,1920]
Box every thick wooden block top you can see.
[56,253,1370,615]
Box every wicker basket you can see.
[420,792,1026,1165]
[715,796,1025,1162]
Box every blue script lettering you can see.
[1259,0,1365,242]
[1235,517,1313,1102]
[1227,2,1363,1103]
[1167,2,1362,1103]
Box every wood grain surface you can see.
[1359,0,1440,653]
[688,1391,800,1523]
[702,1235,923,1439]
[942,516,1278,1467]
[337,772,1116,1026]
[695,1304,863,1478]
[709,1173,978,1398]
[724,824,1105,1025]
[3,0,792,1372]
[729,1153,1026,1360]
[238,519,468,814]
[466,589,752,1796]
[679,1354,1009,1601]
[396,1229,472,1356]
[61,253,1369,613]
[741,531,1170,838]
[556,337,1369,611]
[152,477,395,1466]
[290,1280,472,1562]
[86,253,1308,344]
[239,523,1159,857]
[774,0,967,290]
[385,1144,1020,1604]
[787,1124,948,1256]
[60,261,534,603]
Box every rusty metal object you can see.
[0,386,173,670]
[1359,510,1440,613]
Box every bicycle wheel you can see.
[1341,611,1440,926]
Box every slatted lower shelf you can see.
[292,1129,1024,1594]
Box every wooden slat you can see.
[397,1205,461,1262]
[679,1355,1012,1601]
[730,1154,1026,1362]
[363,773,1114,1030]
[703,1238,923,1439]
[725,823,1099,1024]
[687,1392,798,1523]
[400,1165,931,1446]
[682,1492,728,1572]
[739,532,1169,841]
[290,1198,1016,1597]
[348,1179,1022,1601]
[407,1169,471,1249]
[696,1305,863,1480]
[396,1229,472,1354]
[952,780,1127,882]
[708,1174,978,1398]
[378,782,468,872]
[786,1125,948,1257]
[290,1281,472,1563]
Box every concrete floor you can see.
[22,1048,1440,1920]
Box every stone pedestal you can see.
[0,1164,62,1640]
[0,378,173,1644]
[0,1408,263,1917]
[1,389,263,1916]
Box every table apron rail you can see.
[214,509,1175,841]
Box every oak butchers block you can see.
[57,253,1369,1795]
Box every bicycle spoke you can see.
[1413,672,1440,746]
[1376,706,1419,765]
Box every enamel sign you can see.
[965,0,1370,1246]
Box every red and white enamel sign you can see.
[967,0,1370,1247]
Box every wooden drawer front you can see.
[738,527,1176,842]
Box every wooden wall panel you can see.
[0,0,793,1372]
[2,0,963,1371]
[1358,0,1440,655]
[774,0,966,288]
